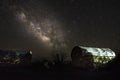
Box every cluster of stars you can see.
[16,10,51,43]
[12,6,67,51]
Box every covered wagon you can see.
[71,46,116,69]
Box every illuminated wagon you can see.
[71,46,116,69]
[0,50,32,65]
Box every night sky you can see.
[0,0,120,60]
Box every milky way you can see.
[11,6,67,54]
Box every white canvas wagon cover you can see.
[80,46,115,57]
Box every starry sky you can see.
[0,0,120,60]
